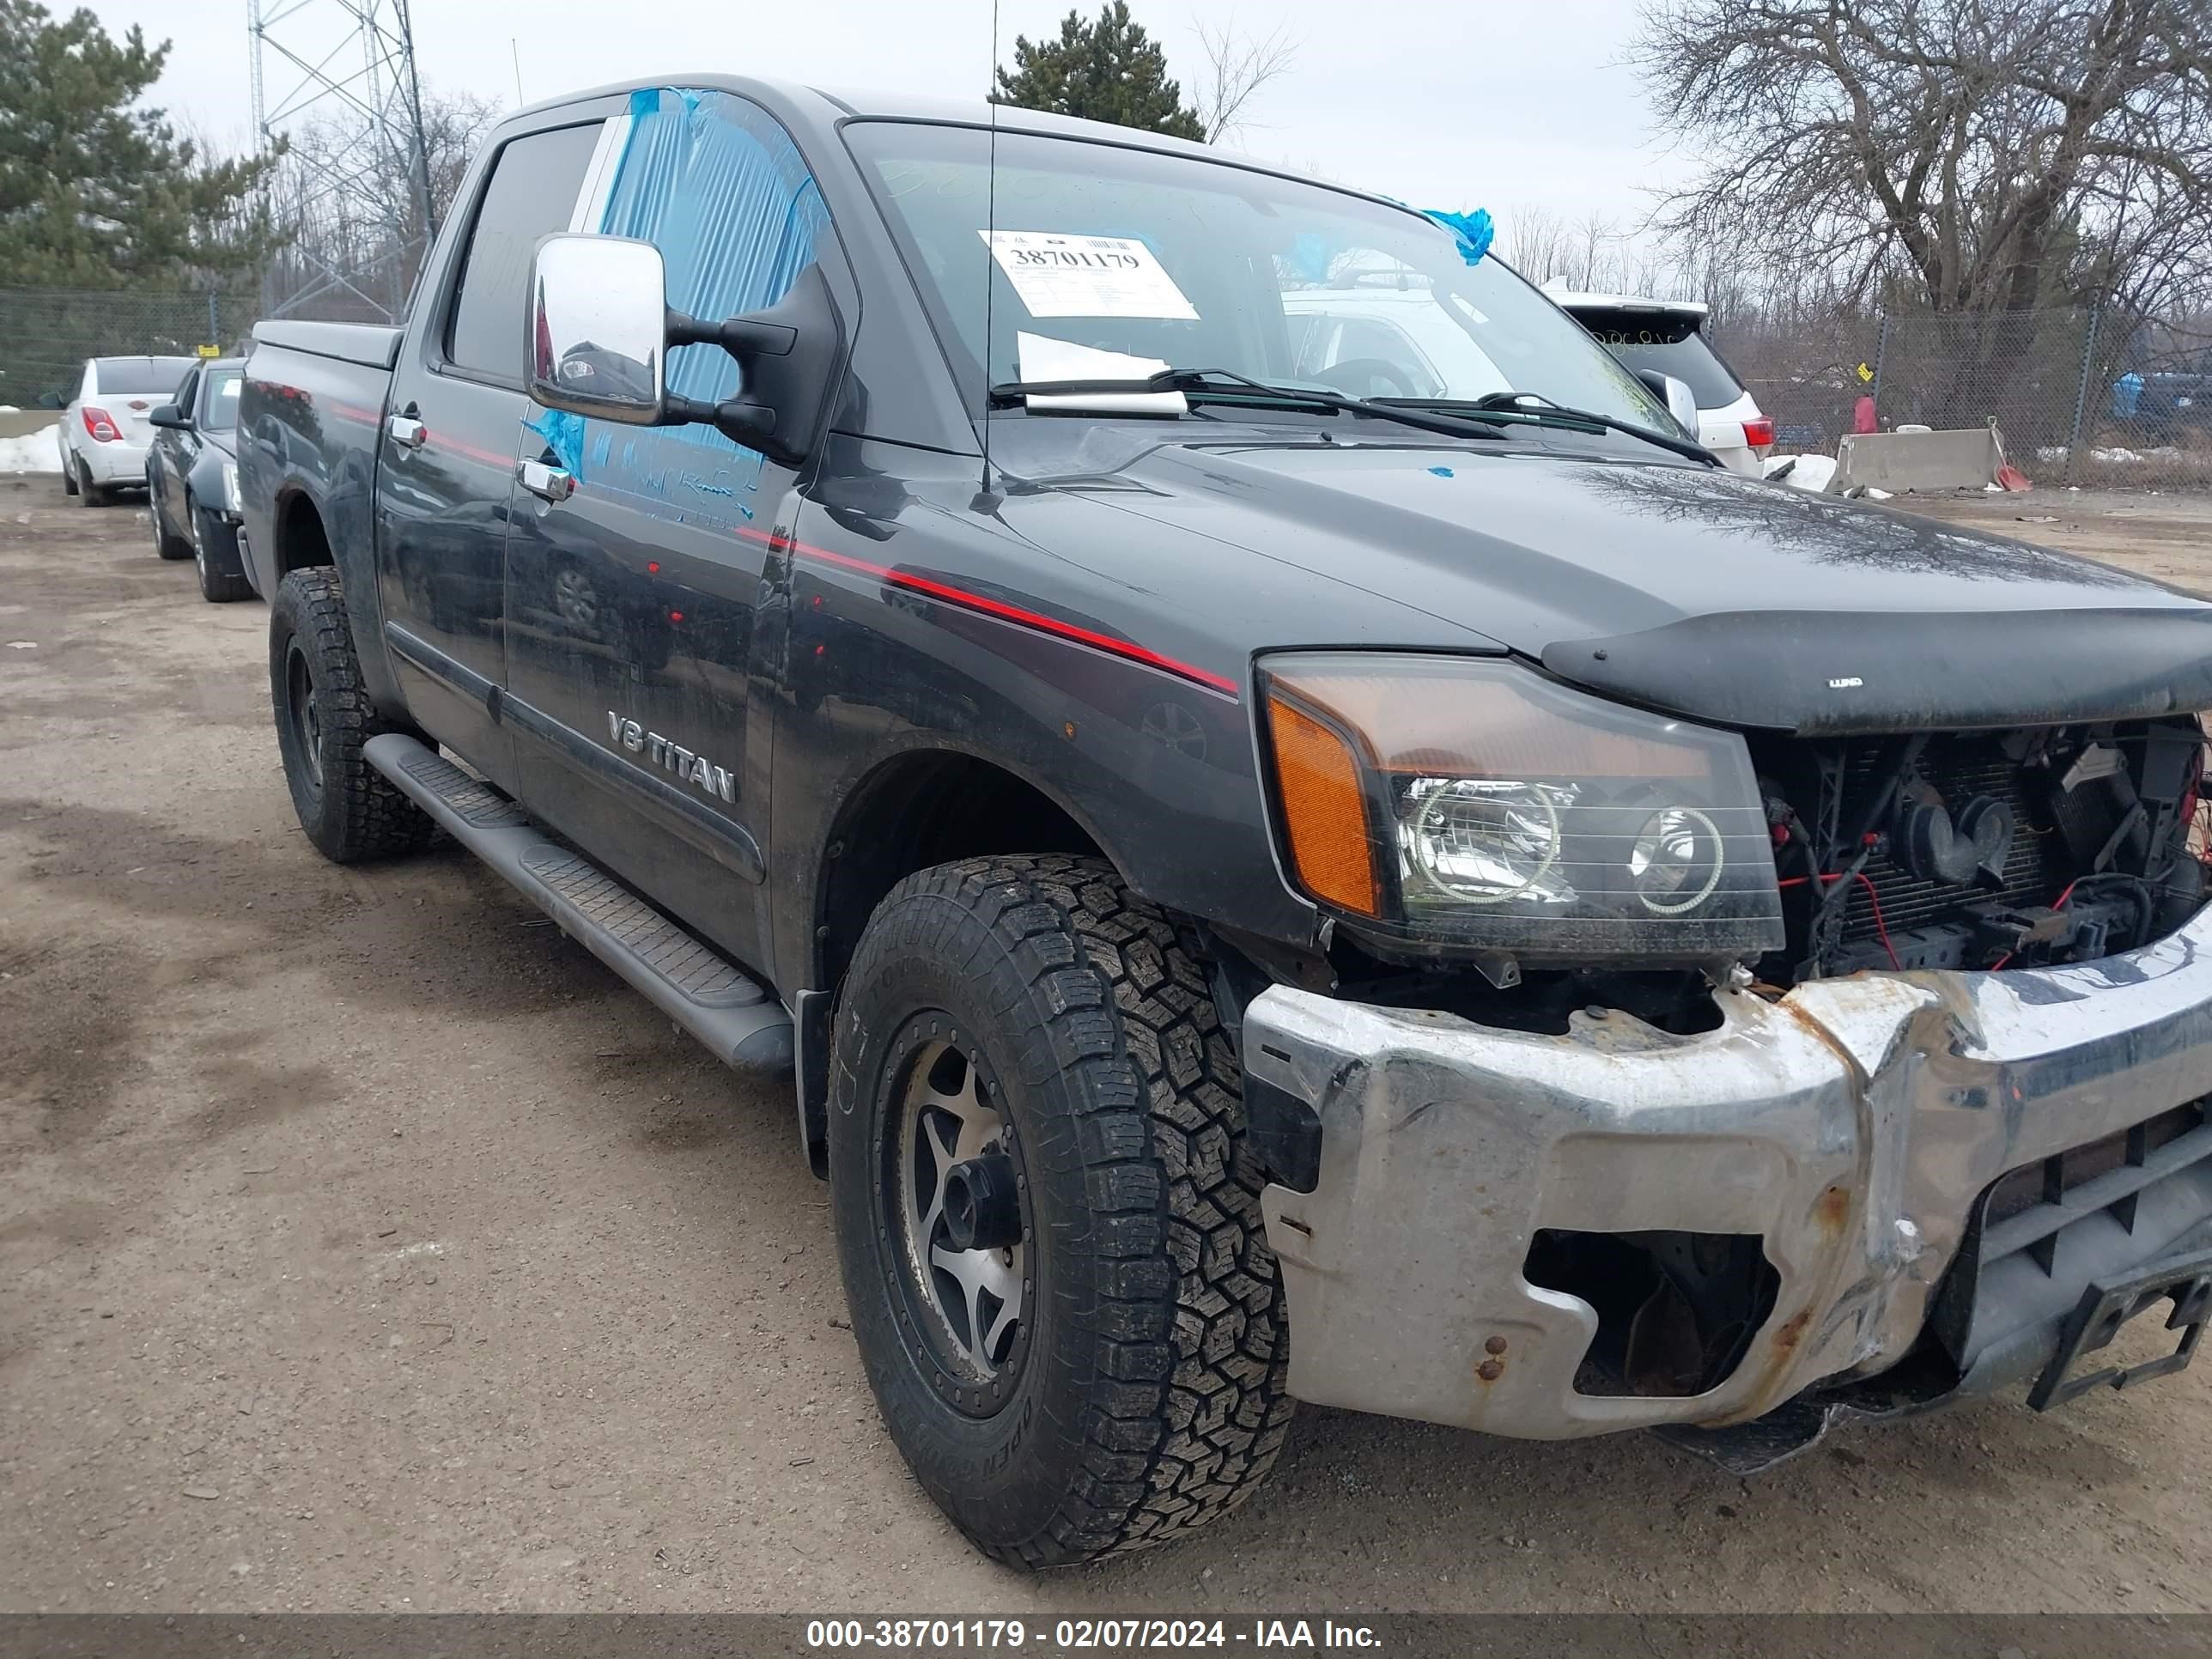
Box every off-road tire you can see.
[830,854,1293,1567]
[270,567,436,864]
[193,505,254,601]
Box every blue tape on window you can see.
[526,408,586,477]
[1419,207,1493,266]
[1290,232,1335,284]
[563,88,830,521]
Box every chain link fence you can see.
[0,287,265,412]
[1713,305,2212,491]
[4,282,2207,493]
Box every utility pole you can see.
[247,0,437,321]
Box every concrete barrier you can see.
[0,410,61,441]
[1830,427,2002,493]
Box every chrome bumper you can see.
[1243,903,2212,1439]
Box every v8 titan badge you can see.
[981,230,1200,319]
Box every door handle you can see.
[518,458,575,503]
[386,413,427,449]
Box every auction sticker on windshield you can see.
[981,230,1200,319]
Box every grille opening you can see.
[1523,1229,1779,1398]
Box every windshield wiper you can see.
[1376,392,1720,465]
[988,368,1511,444]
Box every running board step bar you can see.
[364,734,793,1073]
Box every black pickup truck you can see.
[239,76,2212,1567]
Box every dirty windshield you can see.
[846,121,1665,431]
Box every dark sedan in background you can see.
[149,357,256,603]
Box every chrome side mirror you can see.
[1636,368,1703,439]
[526,234,669,425]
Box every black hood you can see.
[1076,440,2212,734]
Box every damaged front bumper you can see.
[1242,902,2212,1464]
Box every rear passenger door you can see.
[375,118,606,788]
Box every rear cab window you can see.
[443,122,607,382]
[1566,308,1744,409]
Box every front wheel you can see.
[270,567,436,863]
[830,855,1292,1567]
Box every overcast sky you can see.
[87,0,1690,241]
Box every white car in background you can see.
[1546,289,1772,475]
[57,355,198,505]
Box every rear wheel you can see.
[76,459,106,507]
[151,477,192,559]
[192,505,254,601]
[830,854,1292,1567]
[270,567,436,863]
[61,457,79,496]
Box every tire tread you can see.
[270,567,435,863]
[848,854,1292,1567]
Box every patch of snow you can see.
[1765,452,1837,491]
[0,429,64,472]
[2093,446,2145,464]
[1865,487,1893,500]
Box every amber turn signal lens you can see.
[1267,694,1381,917]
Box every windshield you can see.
[201,368,242,430]
[847,123,1668,432]
[94,356,198,396]
[1565,309,1743,409]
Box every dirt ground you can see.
[4,473,2211,1617]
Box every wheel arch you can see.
[270,484,335,575]
[813,745,1128,993]
[791,745,1126,1176]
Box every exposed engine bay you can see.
[1315,714,2209,1035]
[1747,718,2207,985]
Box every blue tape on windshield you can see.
[1290,232,1335,284]
[1419,207,1493,266]
[562,88,827,517]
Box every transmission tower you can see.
[249,0,437,320]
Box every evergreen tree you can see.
[993,3,1206,142]
[0,1,284,288]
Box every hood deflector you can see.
[1541,609,2212,736]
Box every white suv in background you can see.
[1546,289,1771,474]
[57,355,198,505]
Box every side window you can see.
[598,89,830,410]
[556,89,831,523]
[173,368,200,415]
[445,122,605,382]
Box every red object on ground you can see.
[1996,463,2033,491]
[1852,395,1878,434]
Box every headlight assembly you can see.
[1261,653,1784,963]
[221,460,240,512]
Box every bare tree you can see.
[261,87,503,319]
[1632,0,2212,318]
[1190,18,1298,143]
